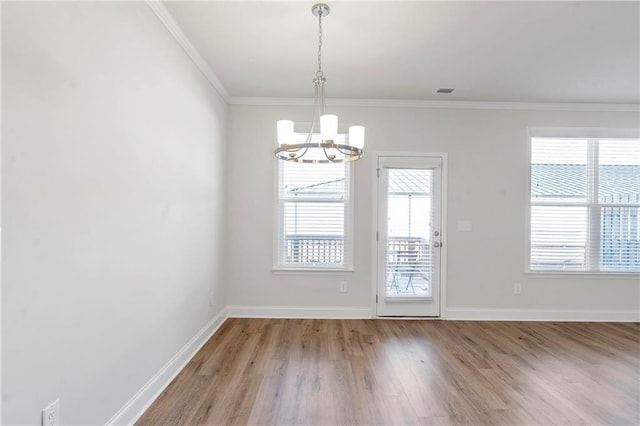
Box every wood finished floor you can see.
[137,319,640,425]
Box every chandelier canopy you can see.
[274,3,365,164]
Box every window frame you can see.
[272,142,355,274]
[525,127,640,277]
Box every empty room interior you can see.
[2,1,640,425]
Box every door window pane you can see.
[385,169,433,297]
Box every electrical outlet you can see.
[339,281,348,293]
[42,399,59,426]
[514,283,522,295]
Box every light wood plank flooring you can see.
[137,319,639,425]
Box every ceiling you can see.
[163,1,640,104]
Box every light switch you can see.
[458,220,473,232]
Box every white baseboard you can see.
[227,305,639,321]
[446,308,640,322]
[226,305,373,319]
[106,308,228,425]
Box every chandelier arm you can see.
[336,146,359,156]
[275,144,311,161]
[275,142,361,163]
[305,125,314,145]
[295,145,311,159]
[322,147,337,163]
[321,81,327,116]
[305,83,321,144]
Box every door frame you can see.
[371,152,448,318]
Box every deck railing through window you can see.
[600,194,639,271]
[284,235,344,264]
[283,235,433,270]
[530,193,639,271]
[387,237,431,279]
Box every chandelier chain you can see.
[317,9,323,78]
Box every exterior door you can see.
[376,156,443,317]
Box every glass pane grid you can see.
[278,159,350,268]
[530,137,640,273]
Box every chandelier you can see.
[274,3,365,164]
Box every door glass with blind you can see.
[377,156,443,317]
[530,137,639,272]
[275,134,352,270]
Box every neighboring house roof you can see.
[388,170,430,195]
[532,164,639,200]
[289,164,639,199]
[289,169,431,196]
[288,178,345,196]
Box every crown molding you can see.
[229,97,640,112]
[146,0,230,103]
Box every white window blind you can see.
[276,135,352,270]
[530,137,640,272]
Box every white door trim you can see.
[371,152,448,318]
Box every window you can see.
[529,136,639,273]
[275,135,353,270]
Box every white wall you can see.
[226,104,639,316]
[2,2,227,424]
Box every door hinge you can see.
[376,231,379,241]
[377,168,380,178]
[376,294,378,303]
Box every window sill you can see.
[525,270,640,279]
[272,267,354,276]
